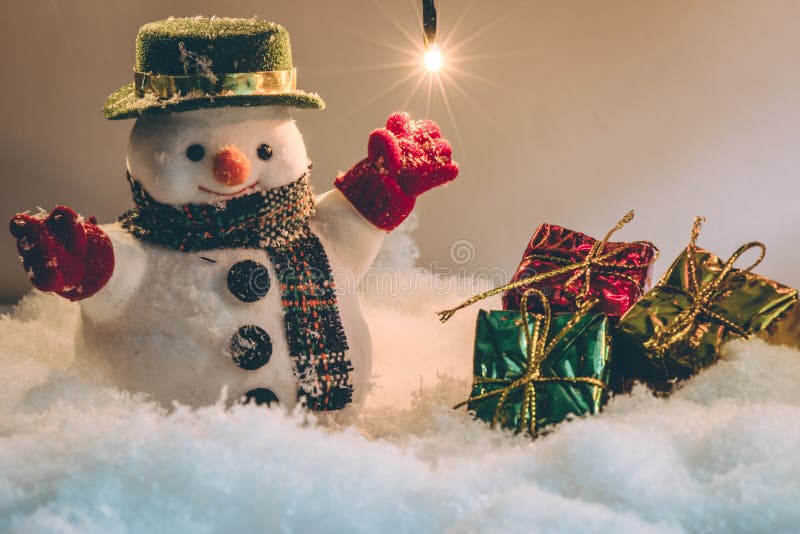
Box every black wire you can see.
[422,0,437,48]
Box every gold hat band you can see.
[134,68,297,99]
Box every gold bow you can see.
[643,216,766,356]
[454,288,607,435]
[438,210,658,322]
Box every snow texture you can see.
[2,238,800,532]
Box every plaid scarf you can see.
[119,171,353,411]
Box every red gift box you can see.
[502,212,658,318]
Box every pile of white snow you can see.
[2,271,800,532]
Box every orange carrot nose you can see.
[212,146,251,186]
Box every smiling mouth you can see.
[198,180,260,197]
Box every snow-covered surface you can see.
[2,266,800,532]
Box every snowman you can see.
[9,17,457,412]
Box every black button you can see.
[242,388,279,406]
[229,325,272,370]
[227,260,270,303]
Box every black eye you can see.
[257,144,273,161]
[186,144,205,162]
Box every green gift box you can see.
[457,290,612,435]
[616,217,798,392]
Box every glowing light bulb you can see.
[424,46,443,72]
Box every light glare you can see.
[424,47,443,72]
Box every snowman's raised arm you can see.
[313,112,458,278]
[311,189,386,281]
[77,223,147,322]
[9,207,145,321]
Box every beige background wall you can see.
[1,0,799,302]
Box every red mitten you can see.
[9,206,114,301]
[335,112,459,230]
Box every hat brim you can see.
[103,83,325,120]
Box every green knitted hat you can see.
[103,16,324,120]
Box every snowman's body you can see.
[75,106,384,409]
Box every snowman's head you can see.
[126,106,309,205]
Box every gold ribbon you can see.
[453,289,607,435]
[437,210,658,322]
[134,68,297,99]
[643,216,766,356]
